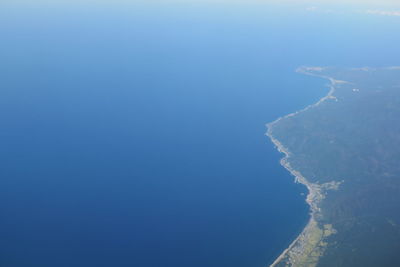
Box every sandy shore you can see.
[265,67,345,267]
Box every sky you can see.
[3,0,400,15]
[2,0,400,5]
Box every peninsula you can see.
[267,67,400,266]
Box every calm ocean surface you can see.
[1,2,400,266]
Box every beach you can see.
[266,67,345,266]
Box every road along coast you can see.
[266,67,344,267]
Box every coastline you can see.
[266,67,345,267]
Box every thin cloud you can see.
[306,6,318,11]
[365,9,400,16]
[305,6,336,14]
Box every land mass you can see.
[267,66,400,266]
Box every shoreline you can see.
[266,67,345,267]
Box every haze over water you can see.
[1,1,400,266]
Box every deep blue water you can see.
[1,2,400,267]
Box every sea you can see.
[1,1,400,266]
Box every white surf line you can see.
[265,67,349,267]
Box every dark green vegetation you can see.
[270,67,400,266]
